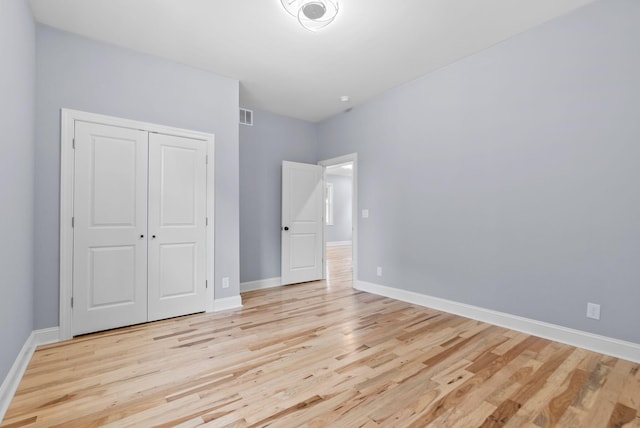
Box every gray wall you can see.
[325,174,352,243]
[35,25,240,329]
[317,0,640,344]
[0,0,35,380]
[239,109,317,283]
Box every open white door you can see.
[147,133,208,321]
[73,121,149,335]
[281,161,324,285]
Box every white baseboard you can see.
[326,241,352,247]
[1,327,60,422]
[356,281,640,363]
[211,295,243,312]
[240,277,282,293]
[33,327,61,347]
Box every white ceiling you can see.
[29,0,595,122]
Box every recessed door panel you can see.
[159,243,196,298]
[289,170,320,222]
[89,246,136,308]
[148,133,207,321]
[73,121,148,336]
[160,146,198,226]
[290,234,317,270]
[91,137,137,227]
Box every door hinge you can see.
[206,217,209,226]
[72,138,75,149]
[71,297,74,308]
[71,217,75,228]
[206,155,208,165]
[205,280,208,289]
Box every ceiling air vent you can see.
[240,108,253,126]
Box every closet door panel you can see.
[148,133,207,321]
[72,121,149,335]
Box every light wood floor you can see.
[3,244,639,427]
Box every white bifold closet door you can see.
[147,132,207,321]
[72,121,207,336]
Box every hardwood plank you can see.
[607,403,636,428]
[2,243,638,427]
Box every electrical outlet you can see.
[362,209,369,218]
[586,302,600,320]
[222,277,230,289]
[376,266,382,277]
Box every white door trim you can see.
[59,109,215,341]
[318,153,358,286]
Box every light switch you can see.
[362,209,369,218]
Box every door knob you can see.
[140,234,144,238]
[283,227,289,231]
[152,235,157,239]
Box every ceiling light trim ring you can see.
[281,0,339,31]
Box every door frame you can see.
[318,153,358,286]
[59,109,215,341]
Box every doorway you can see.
[319,154,358,286]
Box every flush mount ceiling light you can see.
[281,0,339,31]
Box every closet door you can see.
[73,122,149,335]
[147,133,207,321]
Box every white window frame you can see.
[325,182,334,226]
